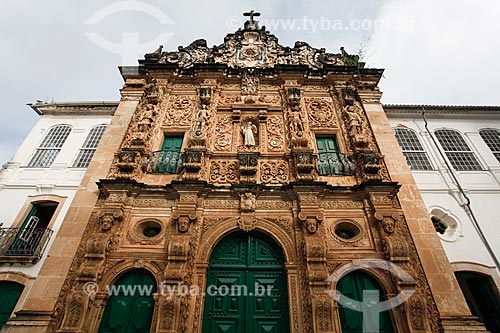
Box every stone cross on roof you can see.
[243,10,260,26]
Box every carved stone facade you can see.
[11,12,485,333]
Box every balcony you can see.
[142,150,183,174]
[317,152,356,176]
[0,227,53,264]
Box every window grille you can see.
[393,128,432,170]
[434,129,482,171]
[28,125,71,167]
[73,125,107,168]
[479,129,500,163]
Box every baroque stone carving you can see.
[321,200,364,209]
[316,294,333,331]
[241,69,259,95]
[298,213,324,235]
[260,160,289,184]
[266,115,285,151]
[256,200,292,209]
[133,198,174,207]
[171,211,198,233]
[343,103,369,148]
[213,114,233,151]
[203,200,239,209]
[238,216,257,232]
[374,212,400,234]
[305,97,337,128]
[146,19,356,70]
[287,88,301,111]
[163,95,196,127]
[238,152,259,183]
[209,160,239,184]
[240,192,257,212]
[96,210,124,232]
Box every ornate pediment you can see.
[144,12,362,70]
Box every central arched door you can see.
[202,231,290,333]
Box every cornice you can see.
[29,102,119,116]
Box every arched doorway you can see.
[98,269,156,333]
[337,271,394,333]
[202,231,290,332]
[455,271,500,332]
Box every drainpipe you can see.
[421,107,500,272]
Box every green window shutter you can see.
[157,136,183,173]
[0,282,24,329]
[316,137,343,176]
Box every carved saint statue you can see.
[192,107,209,137]
[345,105,363,137]
[290,111,305,137]
[241,121,257,146]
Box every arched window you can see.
[27,125,71,167]
[0,281,24,329]
[393,127,432,170]
[73,125,107,168]
[337,271,394,333]
[434,129,482,171]
[479,129,500,163]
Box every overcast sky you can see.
[1,0,499,165]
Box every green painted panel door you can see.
[316,137,342,175]
[98,270,156,333]
[158,136,183,173]
[338,271,394,333]
[203,232,289,333]
[0,281,24,329]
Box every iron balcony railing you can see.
[317,152,356,176]
[142,150,183,174]
[0,227,53,263]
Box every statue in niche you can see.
[137,104,155,132]
[192,107,209,137]
[345,104,363,137]
[241,121,257,147]
[290,111,305,137]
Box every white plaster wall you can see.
[388,113,500,272]
[0,113,112,278]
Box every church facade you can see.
[3,13,489,333]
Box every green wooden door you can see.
[202,232,289,333]
[338,271,394,333]
[316,137,342,175]
[0,281,24,329]
[98,270,156,333]
[156,136,183,173]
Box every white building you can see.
[385,104,500,328]
[0,102,116,328]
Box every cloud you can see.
[0,0,498,165]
